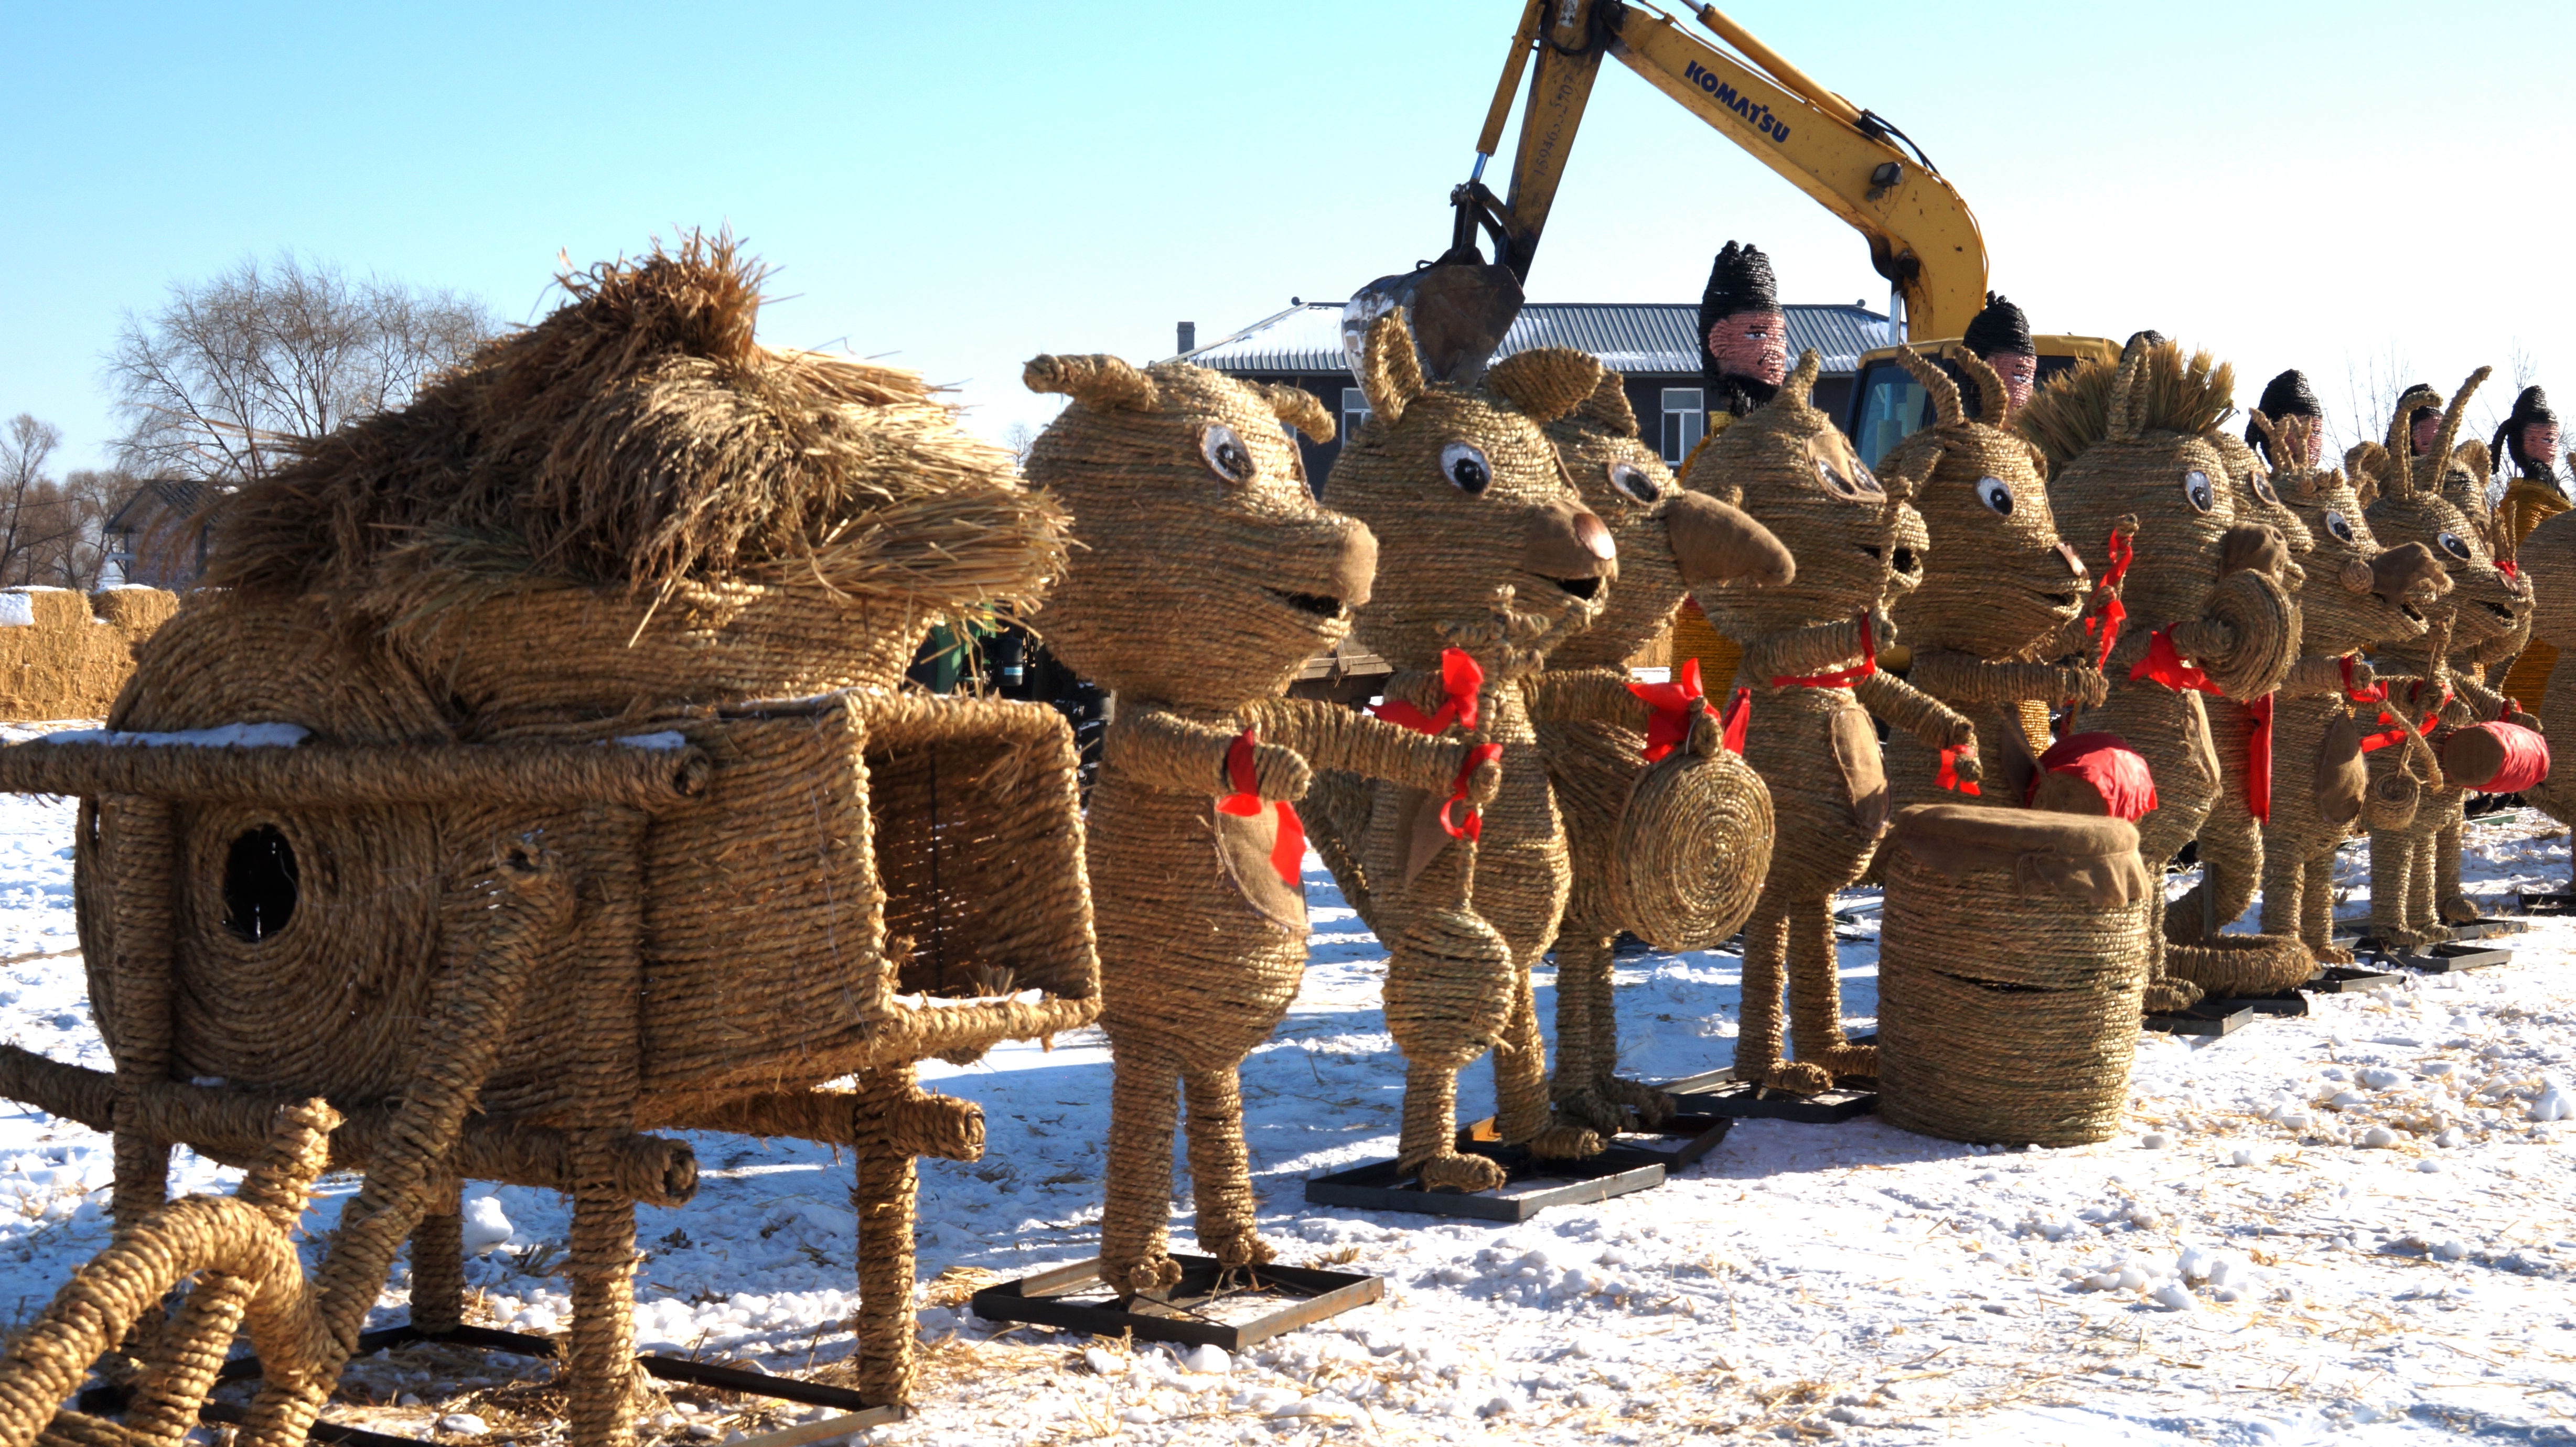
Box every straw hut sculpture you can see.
[2231,413,2450,962]
[1017,353,1501,1294]
[1529,372,1788,1136]
[1685,351,1976,1093]
[1876,348,2097,812]
[2016,337,2301,1006]
[1300,311,1617,1191]
[2352,371,2543,943]
[0,235,1097,1446]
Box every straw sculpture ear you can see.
[1575,370,1640,437]
[2457,438,2491,487]
[2431,366,2492,473]
[2106,338,2149,444]
[1782,350,1822,409]
[1359,312,1424,427]
[1883,440,1945,500]
[1260,382,1335,444]
[1894,347,1965,428]
[1487,348,1604,425]
[1024,354,1157,412]
[2385,387,2433,458]
[1952,350,2010,426]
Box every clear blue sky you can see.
[5,1,2570,471]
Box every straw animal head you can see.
[2360,370,2528,657]
[2021,337,2274,634]
[1880,347,2089,660]
[1023,356,1366,710]
[1328,312,1618,678]
[2249,411,2443,656]
[1684,350,1918,639]
[2407,368,2497,507]
[2210,431,2315,558]
[1542,371,1791,669]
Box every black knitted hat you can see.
[2402,382,2438,429]
[1699,240,1783,416]
[2491,385,2561,477]
[2246,368,2321,461]
[1961,292,2035,358]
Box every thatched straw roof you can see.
[203,232,1066,629]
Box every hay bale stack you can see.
[0,586,180,721]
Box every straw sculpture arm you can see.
[1855,672,1978,760]
[2281,654,2370,698]
[1906,649,2108,708]
[1240,698,1493,800]
[1738,609,1893,684]
[1104,704,1308,801]
[1520,666,1657,729]
[2449,670,2519,723]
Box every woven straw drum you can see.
[1877,803,2152,1146]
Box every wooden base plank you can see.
[1303,1142,1667,1222]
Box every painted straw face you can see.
[1025,358,1365,709]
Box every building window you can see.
[1661,388,1705,466]
[1341,387,1372,443]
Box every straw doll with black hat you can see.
[2350,371,2542,943]
[2015,337,2303,1006]
[1876,345,2098,814]
[1686,351,1979,1093]
[1529,371,1790,1135]
[1303,311,1624,1190]
[1022,354,1502,1296]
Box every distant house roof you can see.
[1180,301,1891,378]
[103,478,216,533]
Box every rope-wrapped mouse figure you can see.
[1021,354,1500,1294]
[2015,336,2302,1008]
[2349,371,2543,946]
[1685,350,1978,1093]
[1527,370,1790,1135]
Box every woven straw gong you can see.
[1607,741,1773,950]
[1877,803,2152,1146]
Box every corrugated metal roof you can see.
[1180,301,1889,378]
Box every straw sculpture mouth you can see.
[1550,576,1604,601]
[1266,588,1348,620]
[2476,598,2517,623]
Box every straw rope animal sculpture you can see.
[0,235,1096,1444]
[2225,413,2450,964]
[2351,371,2541,944]
[2015,337,2301,1008]
[2513,502,2576,837]
[1301,310,1619,1191]
[1528,372,1790,1136]
[1876,347,2098,812]
[1687,350,1976,1093]
[1020,353,1500,1295]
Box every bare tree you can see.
[25,470,135,591]
[0,415,83,587]
[105,253,498,485]
[1003,422,1037,468]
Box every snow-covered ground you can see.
[0,744,2570,1445]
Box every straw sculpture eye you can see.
[1608,461,1658,504]
[2181,469,2214,513]
[1441,441,1493,495]
[1852,460,1883,494]
[1976,476,2014,515]
[2437,531,2473,562]
[2250,472,2281,506]
[2324,510,2355,543]
[1198,423,1255,485]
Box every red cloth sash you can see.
[1217,727,1305,888]
[1368,647,1502,839]
[1628,657,1704,763]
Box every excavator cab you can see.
[1844,335,2121,468]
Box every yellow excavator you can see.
[1347,0,2115,466]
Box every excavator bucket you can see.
[1341,254,1523,387]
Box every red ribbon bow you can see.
[1719,687,1752,755]
[1217,727,1306,888]
[1629,657,1705,763]
[2245,693,2274,824]
[2339,654,2386,705]
[2357,686,2450,753]
[1370,646,1500,839]
[2131,628,2218,695]
[2499,559,2520,580]
[1773,613,1878,689]
[2083,528,2134,672]
[1938,744,1982,795]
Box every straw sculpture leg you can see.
[847,1062,971,1410]
[0,1099,340,1447]
[97,797,178,1250]
[406,1188,465,1335]
[1100,1054,1185,1298]
[2435,813,2479,924]
[563,807,650,1447]
[1733,900,1823,1093]
[1378,838,1518,1193]
[1181,1069,1265,1271]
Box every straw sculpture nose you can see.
[2368,541,2448,608]
[1322,519,1379,609]
[1521,498,1619,582]
[2217,524,2291,580]
[2054,542,2089,580]
[1662,491,1793,591]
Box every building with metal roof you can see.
[1175,300,1888,491]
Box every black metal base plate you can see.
[1656,1066,1878,1124]
[2445,916,2529,941]
[73,1321,900,1447]
[2203,988,2310,1018]
[971,1254,1381,1350]
[1304,1139,1667,1222]
[1456,1111,1734,1172]
[2306,964,2407,994]
[2144,1000,2258,1036]
[2516,889,2576,916]
[2384,942,2511,973]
